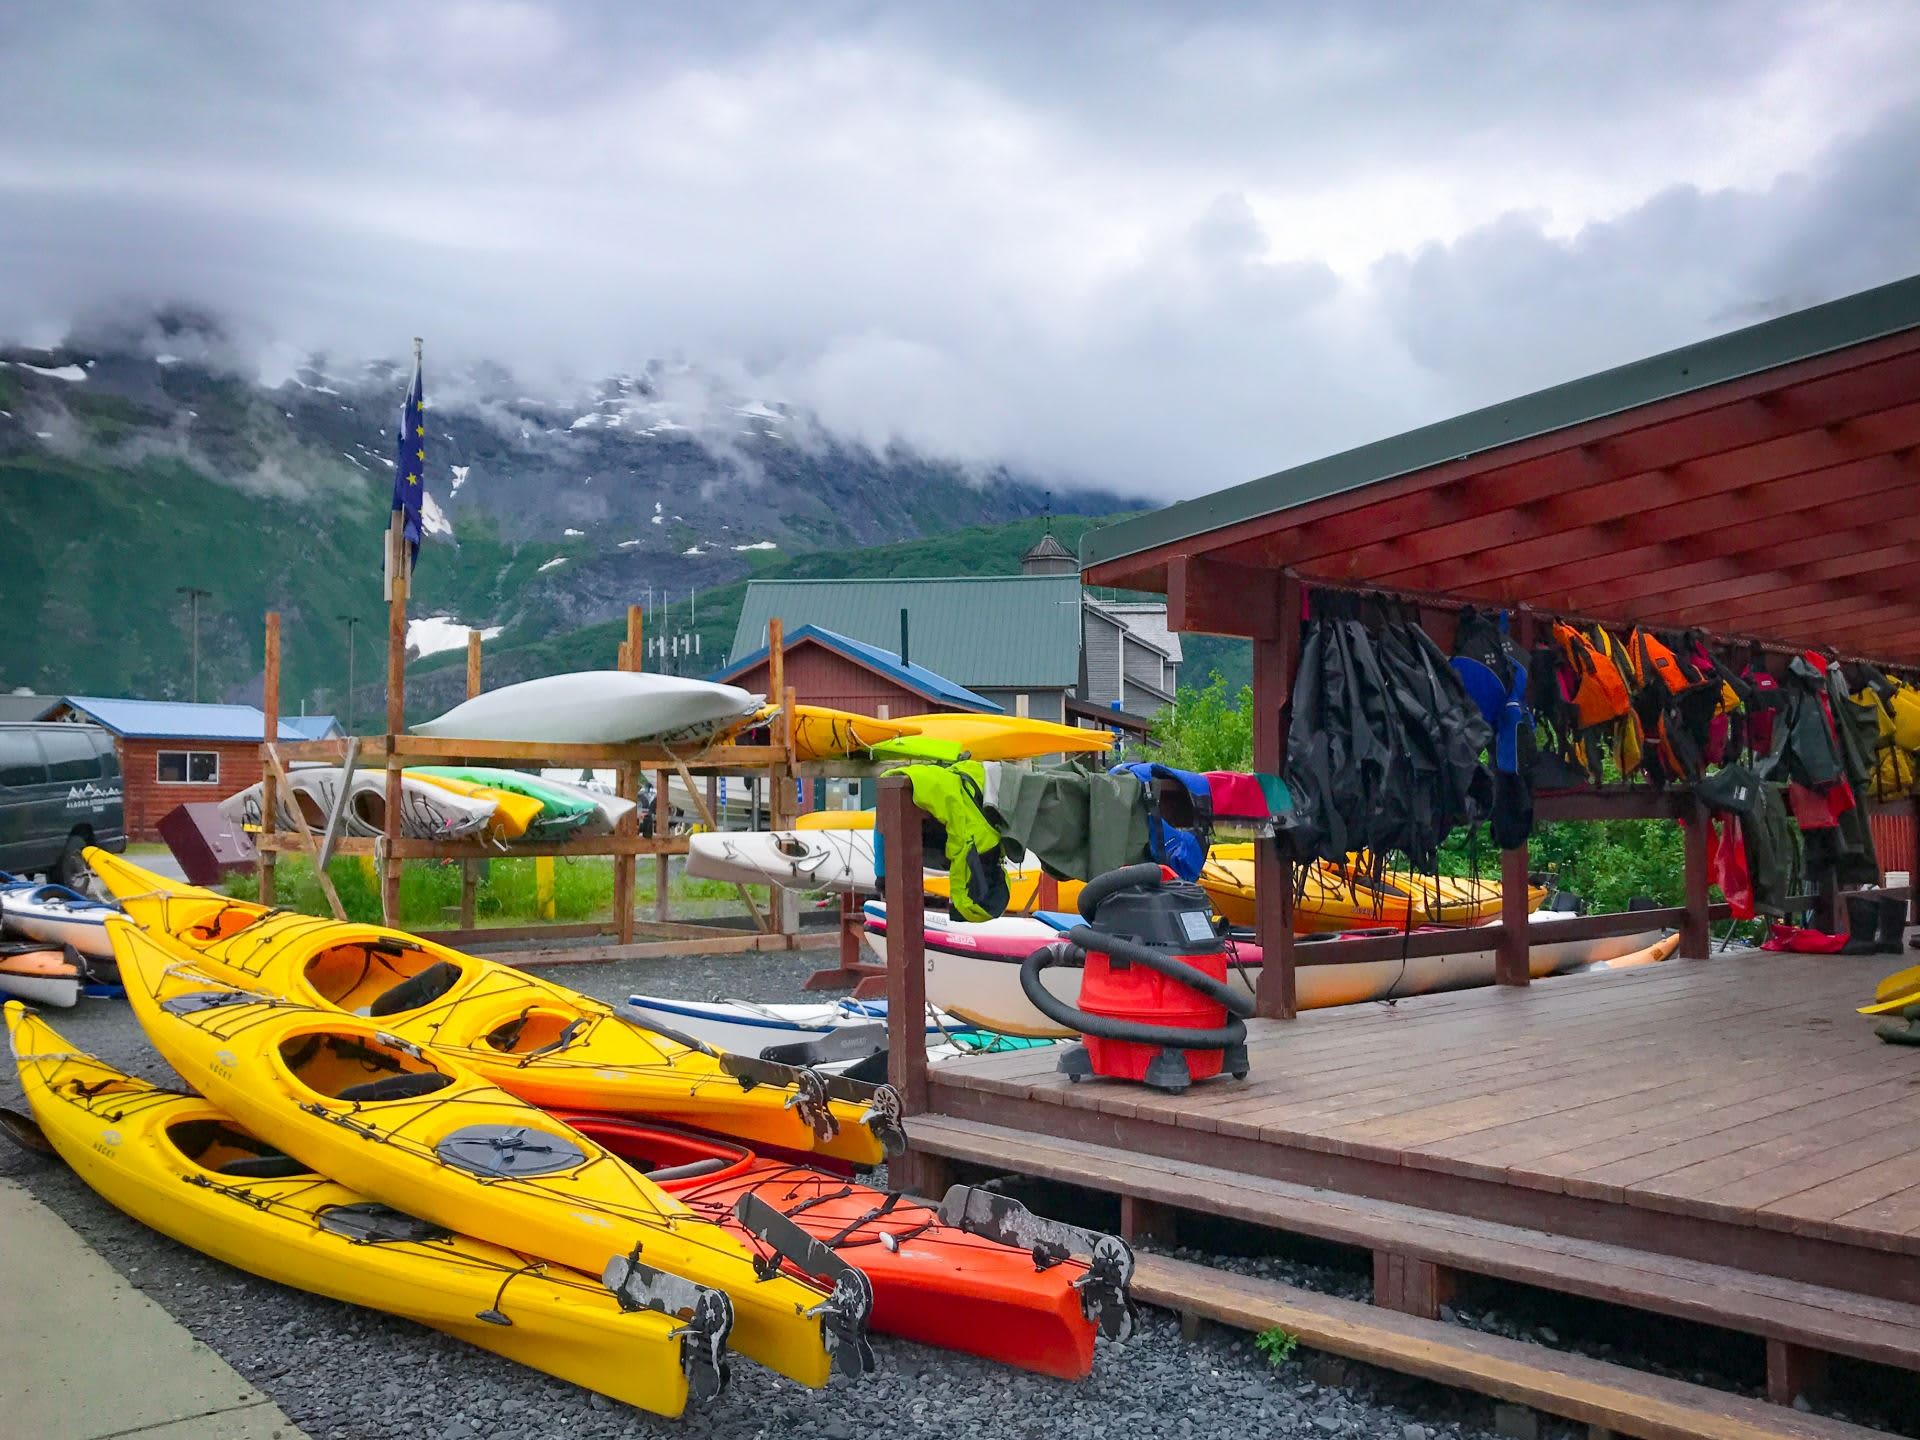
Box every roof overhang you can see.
[1082,274,1920,663]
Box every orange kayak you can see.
[560,1113,1131,1380]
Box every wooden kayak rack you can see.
[253,584,884,960]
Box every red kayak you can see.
[558,1112,1132,1379]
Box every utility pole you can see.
[337,615,360,734]
[177,587,210,702]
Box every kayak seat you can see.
[642,1157,730,1183]
[367,961,462,1017]
[217,1153,315,1179]
[334,1071,454,1103]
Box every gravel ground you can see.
[0,948,1583,1440]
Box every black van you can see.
[0,722,127,884]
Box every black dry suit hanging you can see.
[1369,600,1492,872]
[1273,592,1490,879]
[1272,592,1396,867]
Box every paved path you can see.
[0,1179,305,1440]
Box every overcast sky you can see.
[3,1,1918,496]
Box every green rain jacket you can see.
[881,760,1010,922]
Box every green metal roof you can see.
[731,575,1083,688]
[1081,272,1920,573]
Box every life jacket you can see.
[1627,628,1711,784]
[879,759,1009,921]
[1551,621,1632,729]
[1889,681,1920,754]
[1588,626,1644,778]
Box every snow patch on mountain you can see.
[409,616,502,658]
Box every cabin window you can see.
[156,750,220,785]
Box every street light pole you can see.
[177,587,210,703]
[337,615,360,734]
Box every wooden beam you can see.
[262,743,346,919]
[1166,554,1280,638]
[1497,843,1531,987]
[258,610,280,906]
[460,634,483,927]
[612,604,643,946]
[1682,799,1711,959]
[881,775,929,1115]
[1253,570,1301,1018]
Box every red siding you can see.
[730,641,942,719]
[1870,806,1916,884]
[120,739,261,841]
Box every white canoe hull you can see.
[0,971,81,1007]
[223,770,496,841]
[0,899,117,962]
[623,995,951,1057]
[866,922,1673,1037]
[413,671,762,746]
[686,830,878,892]
[530,772,638,838]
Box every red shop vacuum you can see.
[1020,864,1254,1093]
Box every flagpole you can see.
[381,336,421,926]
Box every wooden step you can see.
[1135,1253,1888,1440]
[905,1113,1920,1374]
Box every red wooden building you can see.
[47,697,334,840]
[709,623,1001,720]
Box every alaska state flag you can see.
[391,355,425,566]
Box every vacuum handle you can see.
[1077,863,1168,922]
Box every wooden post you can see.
[881,776,928,1114]
[1681,795,1711,958]
[1495,607,1537,987]
[654,767,670,923]
[1765,1339,1830,1408]
[766,621,798,941]
[460,631,483,928]
[381,515,407,926]
[1373,1252,1456,1321]
[1254,571,1302,1019]
[612,604,642,945]
[1495,843,1531,986]
[263,743,345,920]
[258,611,281,906]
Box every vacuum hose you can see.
[1019,862,1256,1049]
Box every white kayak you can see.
[413,672,763,746]
[861,909,1679,1037]
[0,881,122,961]
[0,945,84,1007]
[623,995,1052,1073]
[530,771,638,838]
[686,829,878,892]
[221,769,497,841]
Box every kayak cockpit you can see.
[305,942,465,1016]
[483,1006,587,1056]
[167,1116,319,1180]
[279,1030,455,1104]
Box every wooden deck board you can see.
[930,950,1920,1255]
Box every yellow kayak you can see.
[109,923,869,1387]
[1199,845,1544,932]
[757,705,924,761]
[87,850,900,1169]
[902,712,1114,761]
[797,808,877,831]
[408,772,543,841]
[4,1003,726,1415]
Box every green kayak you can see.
[409,766,595,840]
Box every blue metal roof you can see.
[708,625,1003,713]
[282,714,342,740]
[60,697,314,742]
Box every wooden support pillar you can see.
[1765,1338,1830,1408]
[766,621,798,941]
[1254,571,1302,1019]
[460,631,483,928]
[612,605,642,945]
[258,611,281,906]
[1681,795,1711,958]
[653,767,670,922]
[1373,1251,1456,1321]
[1910,795,1920,927]
[881,776,928,1114]
[381,516,407,926]
[1119,1194,1178,1246]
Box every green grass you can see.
[222,856,747,928]
[1254,1326,1299,1366]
